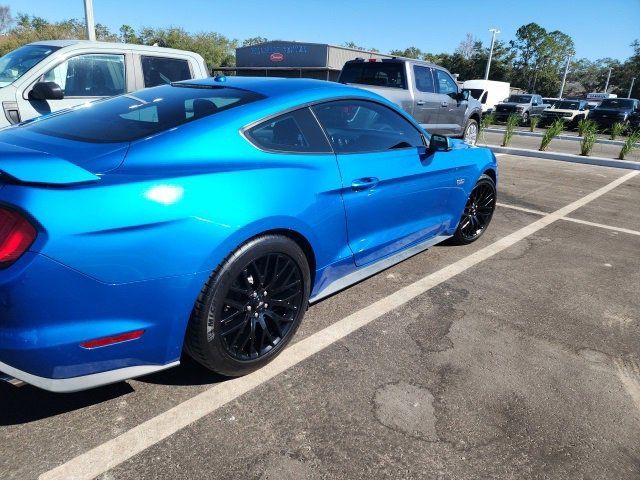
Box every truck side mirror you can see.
[29,82,64,101]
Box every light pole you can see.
[604,67,612,93]
[558,56,571,99]
[628,77,636,98]
[83,0,96,41]
[484,28,500,80]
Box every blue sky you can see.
[6,0,640,60]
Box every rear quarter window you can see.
[142,56,192,87]
[340,62,406,89]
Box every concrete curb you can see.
[484,127,637,147]
[479,144,640,170]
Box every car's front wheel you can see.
[185,235,310,377]
[448,174,496,245]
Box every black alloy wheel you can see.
[218,253,304,361]
[185,235,310,377]
[449,174,496,245]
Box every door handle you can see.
[416,100,425,106]
[351,177,379,191]
[441,101,449,107]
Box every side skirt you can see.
[309,234,451,304]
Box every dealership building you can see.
[214,40,393,81]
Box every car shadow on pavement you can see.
[136,354,228,386]
[0,381,133,426]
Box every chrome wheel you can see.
[463,120,478,145]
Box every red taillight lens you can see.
[0,207,37,267]
[80,330,145,349]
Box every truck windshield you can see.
[340,62,406,89]
[598,99,634,109]
[466,89,485,102]
[507,95,531,103]
[555,101,580,110]
[0,44,60,87]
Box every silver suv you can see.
[338,58,482,144]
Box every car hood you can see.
[592,108,631,115]
[544,109,578,114]
[0,127,128,174]
[498,102,528,107]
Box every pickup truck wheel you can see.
[462,119,479,145]
[521,112,530,126]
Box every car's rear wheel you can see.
[185,235,310,377]
[448,174,496,245]
[521,112,530,125]
[462,118,479,145]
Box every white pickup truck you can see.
[0,40,208,127]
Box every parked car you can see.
[494,94,546,124]
[462,79,510,114]
[540,99,590,128]
[0,77,497,392]
[0,40,208,128]
[588,97,640,130]
[542,97,560,108]
[339,58,483,144]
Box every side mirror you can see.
[29,81,64,101]
[454,90,469,101]
[427,134,451,153]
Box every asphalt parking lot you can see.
[1,153,639,480]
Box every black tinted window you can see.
[340,62,406,89]
[142,56,191,87]
[413,65,434,93]
[26,85,264,143]
[312,100,423,154]
[246,108,331,153]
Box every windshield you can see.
[507,95,531,103]
[598,99,634,109]
[466,89,485,102]
[555,101,580,110]
[23,84,265,143]
[0,44,60,87]
[340,62,406,89]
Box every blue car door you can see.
[312,99,456,267]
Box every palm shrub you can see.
[577,118,595,137]
[539,119,564,151]
[479,112,495,143]
[580,122,599,156]
[529,115,540,132]
[610,122,626,140]
[502,114,520,147]
[618,129,640,160]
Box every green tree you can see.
[119,24,139,44]
[242,36,268,47]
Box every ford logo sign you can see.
[270,52,284,62]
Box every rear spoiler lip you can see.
[0,142,100,185]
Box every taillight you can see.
[0,207,37,267]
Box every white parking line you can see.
[498,202,640,236]
[39,170,639,480]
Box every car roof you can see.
[28,40,204,57]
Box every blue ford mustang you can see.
[0,77,497,392]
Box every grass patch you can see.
[577,118,596,137]
[529,116,540,132]
[479,112,495,143]
[580,122,599,156]
[610,122,627,140]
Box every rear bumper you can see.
[0,359,179,392]
[0,252,206,390]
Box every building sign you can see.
[236,41,329,68]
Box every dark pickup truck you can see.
[588,98,640,130]
[494,94,546,125]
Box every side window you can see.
[413,65,434,93]
[311,100,424,154]
[142,56,191,88]
[245,108,332,153]
[434,70,458,96]
[480,91,488,104]
[43,54,125,97]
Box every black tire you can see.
[521,112,530,126]
[448,174,496,245]
[185,234,310,377]
[462,118,479,145]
